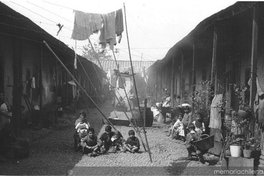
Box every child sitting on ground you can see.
[125,130,140,153]
[185,124,205,163]
[99,125,115,153]
[80,127,100,157]
[167,113,185,140]
[111,131,126,152]
[192,112,205,136]
[74,111,90,151]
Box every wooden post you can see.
[180,53,184,105]
[250,5,258,144]
[160,68,163,101]
[192,43,196,114]
[171,57,175,107]
[155,70,158,102]
[39,44,43,128]
[123,3,152,162]
[211,27,218,94]
[12,38,22,137]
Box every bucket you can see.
[230,145,242,157]
[243,149,252,158]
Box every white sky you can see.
[2,0,240,61]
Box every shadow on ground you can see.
[0,102,107,175]
[165,158,190,175]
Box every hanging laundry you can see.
[99,11,116,50]
[251,77,264,124]
[116,76,124,89]
[209,94,223,129]
[71,10,102,40]
[115,8,124,43]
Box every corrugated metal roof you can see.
[92,60,155,73]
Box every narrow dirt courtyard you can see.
[0,100,218,175]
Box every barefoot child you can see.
[111,131,126,152]
[80,127,100,157]
[125,130,140,153]
[99,125,115,153]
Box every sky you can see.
[2,0,240,61]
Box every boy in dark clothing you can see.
[125,130,140,153]
[111,131,126,152]
[99,125,115,153]
[185,124,205,163]
[80,128,100,157]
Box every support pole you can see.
[123,3,152,162]
[191,43,196,115]
[112,50,147,151]
[86,38,147,151]
[249,5,258,143]
[211,28,217,94]
[180,53,184,105]
[13,38,22,137]
[43,40,117,131]
[171,57,175,108]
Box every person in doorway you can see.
[124,130,140,153]
[162,93,171,108]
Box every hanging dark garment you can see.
[71,10,102,40]
[99,11,116,50]
[115,8,123,43]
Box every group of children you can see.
[167,106,207,163]
[74,110,140,157]
[167,106,205,140]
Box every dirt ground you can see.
[0,100,220,175]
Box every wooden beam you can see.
[192,43,196,114]
[171,57,175,107]
[180,53,184,105]
[250,5,258,142]
[12,38,22,137]
[211,27,218,94]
